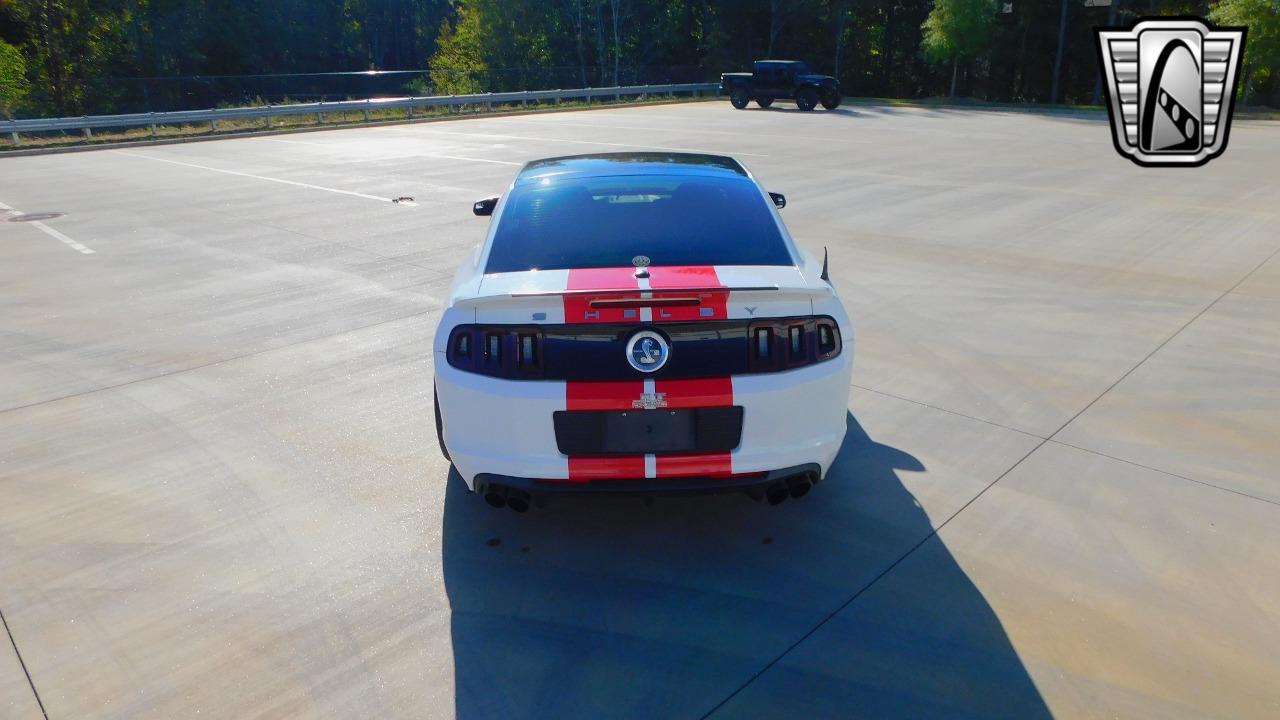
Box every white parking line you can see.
[113,151,407,204]
[424,153,522,166]
[0,200,95,254]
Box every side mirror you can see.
[473,197,498,216]
[769,192,786,210]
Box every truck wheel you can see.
[434,385,451,461]
[820,91,841,110]
[796,87,818,112]
[730,91,750,109]
[756,97,774,108]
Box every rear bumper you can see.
[476,463,820,497]
[435,351,852,492]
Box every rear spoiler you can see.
[510,286,783,297]
[451,286,834,308]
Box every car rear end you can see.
[433,154,852,508]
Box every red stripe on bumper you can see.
[655,452,733,478]
[567,455,647,481]
[654,375,734,477]
[566,378,644,480]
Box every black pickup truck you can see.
[720,60,842,111]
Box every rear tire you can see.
[796,87,818,112]
[434,385,451,461]
[730,90,750,109]
[820,91,841,110]
[756,97,774,108]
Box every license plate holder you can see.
[602,410,696,454]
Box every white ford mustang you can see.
[433,152,853,511]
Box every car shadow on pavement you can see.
[748,106,862,117]
[441,413,1050,719]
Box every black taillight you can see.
[748,316,841,372]
[816,319,840,359]
[755,327,772,359]
[448,325,545,378]
[519,333,538,367]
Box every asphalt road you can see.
[1,100,1278,720]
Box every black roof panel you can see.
[517,152,747,184]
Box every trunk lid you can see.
[462,265,826,324]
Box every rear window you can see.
[484,174,793,273]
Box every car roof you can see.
[516,152,748,185]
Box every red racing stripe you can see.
[567,380,645,411]
[564,267,641,324]
[567,267,642,291]
[565,380,645,480]
[568,455,647,480]
[646,265,722,289]
[561,267,735,482]
[647,265,729,322]
[654,375,734,477]
[562,265,730,323]
[655,452,733,478]
[654,377,733,408]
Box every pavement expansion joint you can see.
[0,607,49,720]
[702,242,1280,717]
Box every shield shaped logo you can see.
[1095,18,1246,167]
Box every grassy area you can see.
[0,93,712,152]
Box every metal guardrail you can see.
[1,83,720,144]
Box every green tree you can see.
[6,0,133,114]
[1209,0,1280,105]
[429,5,487,94]
[430,0,558,93]
[921,0,993,97]
[0,39,30,118]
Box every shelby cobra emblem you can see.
[1095,18,1246,167]
[626,330,670,373]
